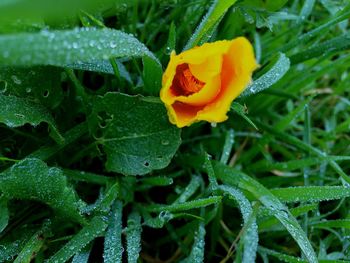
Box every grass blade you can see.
[47,216,108,263]
[103,201,123,263]
[184,0,238,50]
[219,185,258,263]
[126,211,142,263]
[241,53,290,97]
[213,162,318,263]
[271,186,350,203]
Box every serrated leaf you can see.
[90,92,181,176]
[0,158,85,223]
[0,94,64,144]
[241,52,290,97]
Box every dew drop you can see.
[11,75,22,85]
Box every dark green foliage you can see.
[0,0,350,262]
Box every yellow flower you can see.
[160,37,258,128]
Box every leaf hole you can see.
[143,161,150,167]
[42,90,50,97]
[0,80,7,93]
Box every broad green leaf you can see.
[0,158,85,223]
[213,162,318,263]
[241,52,290,97]
[0,94,63,144]
[103,201,123,263]
[126,211,142,263]
[0,66,63,109]
[0,197,9,233]
[0,28,162,93]
[47,215,108,263]
[184,0,238,50]
[90,92,181,176]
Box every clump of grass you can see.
[0,0,350,262]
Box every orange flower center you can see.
[170,64,205,96]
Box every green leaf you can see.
[0,158,85,223]
[90,92,181,176]
[142,55,163,95]
[241,52,290,97]
[0,66,63,109]
[184,0,238,50]
[0,197,9,233]
[0,94,64,144]
[213,162,318,263]
[271,186,350,203]
[126,211,142,263]
[103,201,123,263]
[47,215,108,263]
[0,28,162,94]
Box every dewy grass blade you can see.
[240,53,290,97]
[126,211,142,263]
[271,186,350,203]
[219,185,258,263]
[103,201,123,263]
[184,0,238,50]
[47,216,108,263]
[290,34,350,64]
[256,121,350,184]
[213,162,318,263]
[181,222,206,263]
[147,196,222,213]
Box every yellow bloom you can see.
[160,37,258,128]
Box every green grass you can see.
[0,0,350,262]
